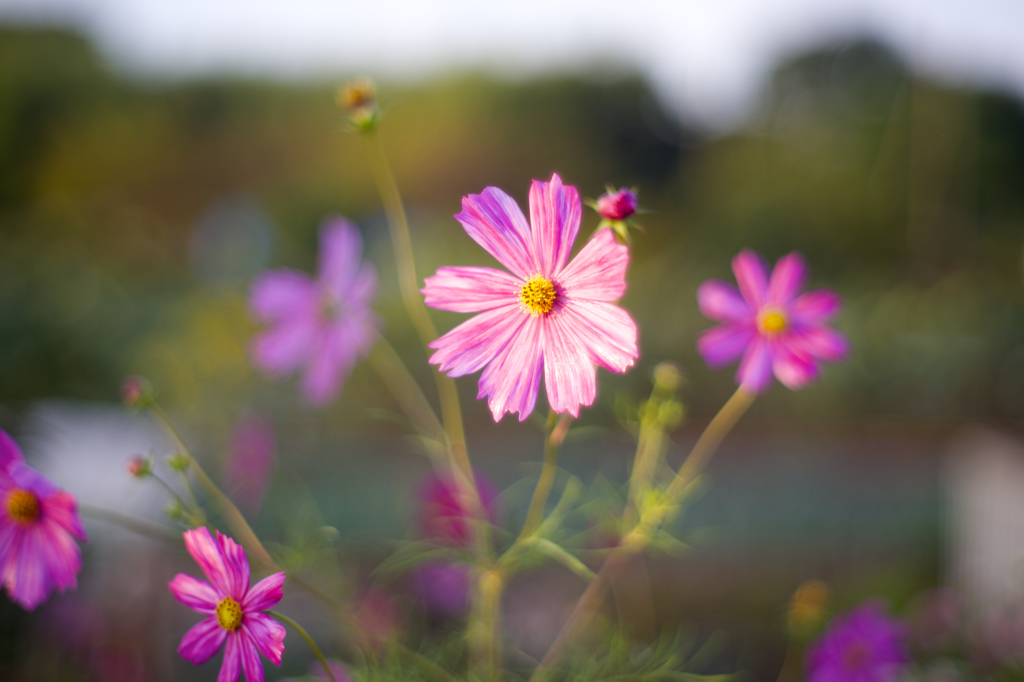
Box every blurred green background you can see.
[1,23,1023,681]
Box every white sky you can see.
[1,0,1022,129]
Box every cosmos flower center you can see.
[216,597,243,631]
[759,310,787,333]
[520,276,557,316]
[7,489,40,523]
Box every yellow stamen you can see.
[520,276,557,316]
[760,311,787,333]
[216,597,243,631]
[7,489,39,523]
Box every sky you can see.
[1,0,1022,129]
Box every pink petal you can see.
[697,324,756,368]
[169,573,220,613]
[0,429,24,470]
[42,491,87,541]
[786,327,849,363]
[183,527,237,600]
[217,532,250,602]
[542,315,596,418]
[732,250,768,310]
[8,528,47,610]
[178,616,227,665]
[766,252,808,305]
[299,325,360,407]
[347,264,378,309]
[243,612,286,666]
[249,270,319,322]
[317,218,364,299]
[528,173,581,276]
[428,304,528,377]
[697,280,753,323]
[736,337,773,394]
[559,300,638,372]
[239,631,266,682]
[250,317,320,377]
[557,229,629,302]
[242,572,286,612]
[422,266,520,313]
[772,342,820,389]
[791,289,842,324]
[8,462,60,499]
[37,520,81,593]
[455,187,536,279]
[478,316,544,421]
[218,631,243,682]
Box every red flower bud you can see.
[596,188,638,221]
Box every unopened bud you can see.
[653,362,682,392]
[596,187,638,221]
[167,453,191,472]
[166,500,184,521]
[121,376,154,409]
[787,580,830,636]
[337,78,380,132]
[127,454,152,478]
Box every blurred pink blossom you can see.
[805,600,908,682]
[225,413,276,515]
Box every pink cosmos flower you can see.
[224,414,276,516]
[168,527,286,682]
[805,600,908,682]
[250,217,378,406]
[696,250,848,393]
[423,174,639,421]
[0,428,87,611]
[596,188,638,221]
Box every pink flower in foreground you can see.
[596,187,638,221]
[224,414,276,515]
[696,250,848,393]
[250,218,378,406]
[805,601,908,682]
[0,428,87,610]
[168,527,286,682]
[423,173,639,421]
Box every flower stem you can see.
[149,472,198,519]
[527,387,755,682]
[79,503,184,543]
[517,411,572,541]
[266,609,338,682]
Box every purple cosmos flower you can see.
[224,414,276,516]
[168,527,286,682]
[596,188,638,221]
[805,601,909,682]
[423,173,639,421]
[418,473,498,544]
[0,428,87,611]
[696,250,848,393]
[250,217,378,406]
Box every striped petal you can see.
[239,631,265,682]
[243,612,286,666]
[169,573,219,613]
[178,616,227,665]
[183,527,235,600]
[478,316,544,421]
[557,229,629,302]
[542,314,596,418]
[43,490,86,541]
[217,532,250,602]
[429,305,528,378]
[218,631,243,682]
[455,187,536,279]
[422,266,521,313]
[558,300,638,372]
[529,173,581,276]
[242,572,286,613]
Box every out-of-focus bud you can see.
[787,580,830,638]
[166,453,191,472]
[126,454,152,478]
[166,500,184,522]
[121,376,154,409]
[653,362,682,393]
[597,187,638,221]
[337,78,380,132]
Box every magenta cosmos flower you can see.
[168,527,286,682]
[250,218,378,406]
[0,428,87,611]
[423,174,639,421]
[805,601,909,682]
[696,250,848,393]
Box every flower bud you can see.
[166,500,184,521]
[596,187,638,221]
[127,454,152,478]
[121,375,154,409]
[653,361,682,392]
[166,453,191,472]
[337,78,380,132]
[787,580,830,637]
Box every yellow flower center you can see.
[760,310,787,333]
[520,276,557,316]
[216,597,243,631]
[7,489,39,523]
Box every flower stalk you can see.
[266,609,339,682]
[518,411,572,541]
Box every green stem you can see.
[266,609,338,682]
[518,411,571,541]
[79,503,184,543]
[149,472,196,516]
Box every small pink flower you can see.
[0,428,87,611]
[596,188,638,221]
[250,217,378,406]
[805,600,908,682]
[418,473,498,544]
[423,173,639,421]
[224,414,276,515]
[126,454,151,478]
[696,250,848,393]
[168,527,286,682]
